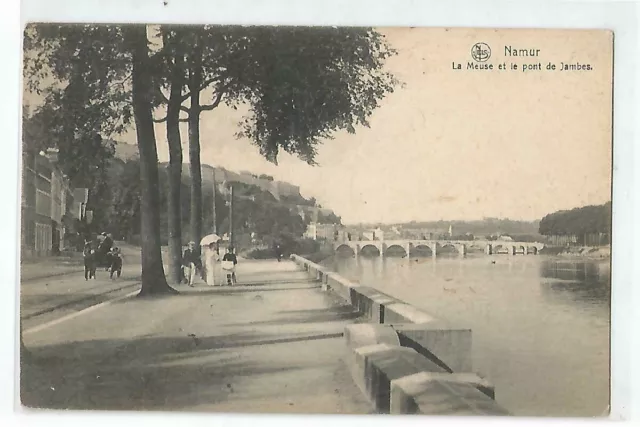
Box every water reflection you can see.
[539,259,611,307]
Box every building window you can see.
[35,189,52,217]
[35,222,52,255]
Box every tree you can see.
[318,211,342,225]
[25,24,398,296]
[125,26,178,295]
[25,24,176,295]
[173,26,398,256]
[154,27,188,284]
[539,202,612,244]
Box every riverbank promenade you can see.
[21,259,373,413]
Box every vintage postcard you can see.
[19,25,612,417]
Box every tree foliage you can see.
[539,202,612,238]
[317,211,342,225]
[23,23,397,295]
[228,26,398,164]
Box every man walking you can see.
[182,241,199,287]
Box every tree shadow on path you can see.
[21,329,346,412]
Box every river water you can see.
[323,253,610,417]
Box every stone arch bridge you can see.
[334,240,545,258]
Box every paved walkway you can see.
[21,257,84,282]
[20,242,142,281]
[21,259,373,414]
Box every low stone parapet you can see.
[394,322,473,373]
[344,324,508,415]
[383,302,437,324]
[391,372,509,415]
[291,254,511,415]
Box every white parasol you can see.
[200,234,221,246]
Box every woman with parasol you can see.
[200,234,221,286]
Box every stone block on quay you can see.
[390,371,510,416]
[351,286,399,323]
[326,274,359,302]
[349,343,397,399]
[394,322,473,373]
[384,302,437,324]
[364,346,448,413]
[344,323,401,351]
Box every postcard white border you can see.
[2,0,638,426]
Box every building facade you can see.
[304,222,339,241]
[21,148,79,258]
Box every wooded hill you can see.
[538,202,611,238]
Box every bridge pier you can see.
[485,245,492,255]
[458,244,466,257]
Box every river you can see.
[323,253,610,417]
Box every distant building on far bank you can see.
[305,222,339,241]
[362,227,384,241]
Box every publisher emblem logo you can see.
[471,43,491,62]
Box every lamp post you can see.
[229,183,234,248]
[212,171,217,235]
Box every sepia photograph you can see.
[18,23,613,418]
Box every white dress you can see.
[205,249,219,286]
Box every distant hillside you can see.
[113,143,338,219]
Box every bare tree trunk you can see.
[188,115,203,241]
[165,29,186,285]
[128,25,175,296]
[188,37,204,251]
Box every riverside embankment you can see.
[314,252,610,417]
[291,254,511,415]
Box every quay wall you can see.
[290,254,510,416]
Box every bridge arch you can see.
[384,244,408,257]
[466,242,485,253]
[411,243,434,257]
[437,242,462,255]
[335,244,355,256]
[359,244,381,257]
[492,244,510,254]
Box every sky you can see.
[31,27,614,225]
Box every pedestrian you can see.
[274,243,282,262]
[182,241,199,287]
[83,241,96,281]
[222,246,238,285]
[109,247,123,279]
[97,232,113,270]
[204,242,219,286]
